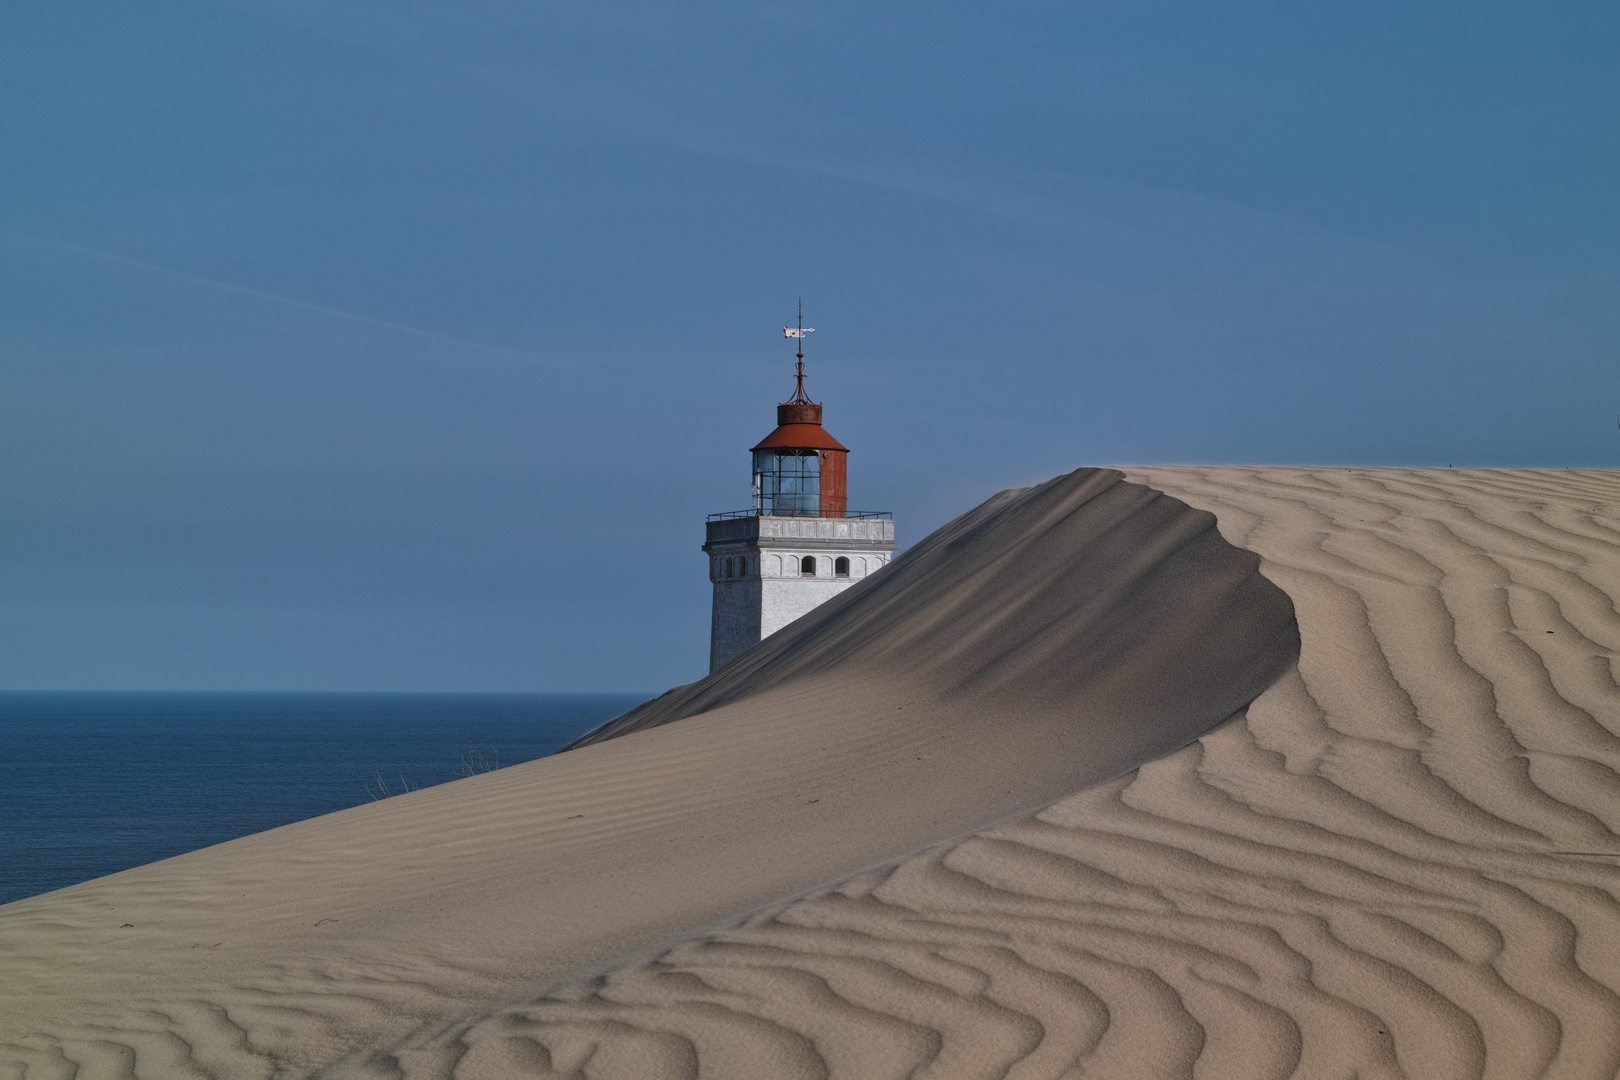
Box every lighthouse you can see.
[703,317,897,672]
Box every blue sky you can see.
[2,0,1617,690]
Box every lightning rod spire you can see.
[782,299,815,405]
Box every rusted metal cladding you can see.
[778,402,822,425]
[819,450,847,517]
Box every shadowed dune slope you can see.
[451,468,1620,1080]
[573,467,1297,753]
[0,468,1297,1079]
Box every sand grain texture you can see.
[0,469,1296,1079]
[444,468,1620,1079]
[10,467,1617,1078]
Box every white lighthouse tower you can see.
[704,317,897,673]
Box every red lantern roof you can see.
[752,420,848,453]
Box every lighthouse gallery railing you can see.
[706,509,892,522]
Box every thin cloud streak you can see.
[35,239,550,374]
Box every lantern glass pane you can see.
[752,449,822,516]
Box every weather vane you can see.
[782,299,815,405]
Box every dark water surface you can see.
[0,692,646,905]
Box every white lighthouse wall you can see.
[706,516,896,672]
[709,547,892,671]
[710,578,763,672]
[758,553,887,637]
[759,577,850,639]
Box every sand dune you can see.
[435,467,1620,1080]
[9,467,1619,1078]
[0,468,1296,1078]
[574,466,1295,752]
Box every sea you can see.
[0,691,648,906]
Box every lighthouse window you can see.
[835,557,850,577]
[753,448,822,517]
[800,556,816,576]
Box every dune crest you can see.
[0,468,1297,1078]
[573,466,1297,756]
[441,468,1620,1080]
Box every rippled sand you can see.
[8,467,1620,1079]
[448,468,1620,1079]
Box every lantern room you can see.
[751,392,848,518]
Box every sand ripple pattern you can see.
[448,468,1620,1079]
[0,468,1296,1079]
